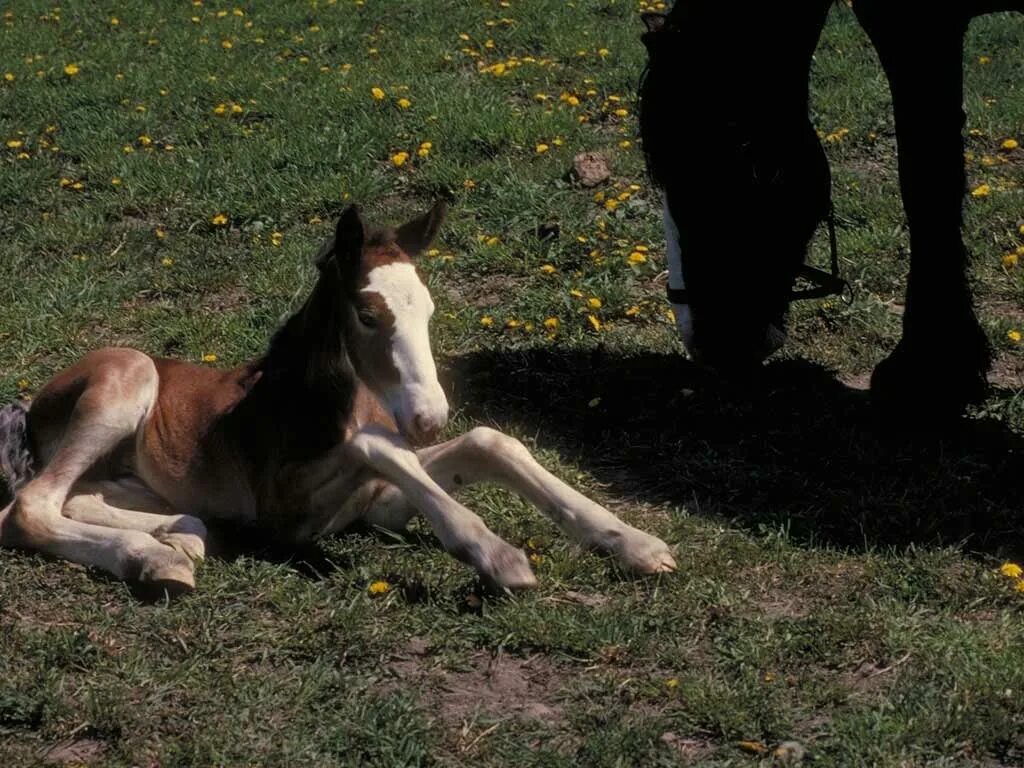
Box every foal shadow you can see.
[445,347,1024,559]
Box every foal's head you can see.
[638,4,833,373]
[315,203,449,444]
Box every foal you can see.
[0,204,676,592]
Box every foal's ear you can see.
[641,12,668,34]
[396,201,447,257]
[319,204,365,269]
[335,204,365,256]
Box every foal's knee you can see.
[464,426,529,460]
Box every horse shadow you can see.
[444,347,1024,560]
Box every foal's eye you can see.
[357,309,378,329]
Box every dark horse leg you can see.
[854,2,991,420]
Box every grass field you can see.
[2,1,1024,765]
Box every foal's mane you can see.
[226,227,397,463]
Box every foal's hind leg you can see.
[0,349,196,590]
[366,427,676,574]
[63,478,207,562]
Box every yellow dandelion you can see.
[397,97,411,109]
[1008,329,1022,344]
[391,151,409,167]
[1002,138,1019,151]
[5,139,22,149]
[598,48,610,57]
[109,16,119,25]
[368,580,391,596]
[971,184,991,198]
[230,103,243,114]
[625,305,641,317]
[463,179,476,189]
[221,39,233,49]
[371,86,386,101]
[202,353,218,363]
[604,199,619,212]
[587,314,602,331]
[137,134,152,147]
[540,264,557,275]
[17,379,30,391]
[154,227,166,240]
[543,317,559,331]
[665,678,679,690]
[1016,581,1024,594]
[485,236,500,247]
[417,141,432,158]
[70,181,84,190]
[999,562,1023,579]
[122,144,134,154]
[3,73,15,82]
[569,288,583,298]
[979,55,992,64]
[536,143,549,154]
[213,103,227,115]
[628,251,647,265]
[161,257,174,267]
[587,297,603,310]
[505,318,521,329]
[1003,252,1019,269]
[613,108,629,117]
[58,177,71,187]
[480,315,494,328]
[270,231,284,247]
[619,140,632,149]
[63,63,80,77]
[210,213,229,226]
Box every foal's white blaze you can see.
[663,197,696,355]
[362,262,449,438]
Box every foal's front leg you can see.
[368,428,676,575]
[347,426,537,589]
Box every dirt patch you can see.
[43,737,106,764]
[444,274,528,309]
[199,284,251,314]
[388,638,567,726]
[660,731,715,763]
[839,654,911,697]
[989,353,1024,389]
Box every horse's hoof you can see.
[138,550,195,595]
[870,342,988,424]
[614,530,678,575]
[155,531,206,562]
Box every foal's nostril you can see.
[414,414,438,441]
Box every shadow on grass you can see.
[445,347,1024,559]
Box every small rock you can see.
[573,152,610,187]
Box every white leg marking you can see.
[663,196,696,355]
[367,427,677,575]
[1,352,196,589]
[350,426,535,589]
[63,480,207,562]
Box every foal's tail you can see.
[0,400,34,504]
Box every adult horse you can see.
[0,204,675,593]
[639,1,1023,419]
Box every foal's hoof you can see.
[155,531,206,562]
[614,530,678,575]
[479,541,537,591]
[139,550,196,595]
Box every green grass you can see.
[2,1,1024,765]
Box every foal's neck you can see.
[230,268,357,462]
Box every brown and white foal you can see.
[0,204,676,593]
